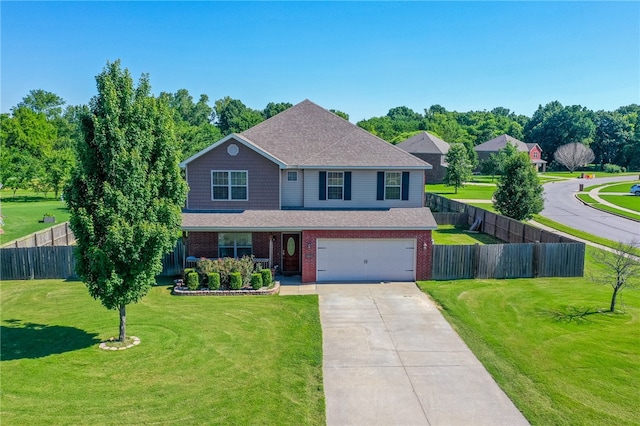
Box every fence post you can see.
[533,241,541,278]
[473,243,480,278]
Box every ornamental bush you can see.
[260,269,273,288]
[197,256,256,289]
[186,272,200,290]
[183,268,195,279]
[251,273,263,290]
[207,272,220,290]
[602,163,624,173]
[229,272,243,290]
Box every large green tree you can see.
[443,143,473,194]
[493,153,544,220]
[64,60,187,342]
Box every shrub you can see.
[183,268,195,279]
[251,273,263,290]
[207,272,220,290]
[229,272,243,290]
[186,272,200,290]
[603,163,623,173]
[196,256,257,289]
[260,269,272,288]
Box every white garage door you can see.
[316,239,416,282]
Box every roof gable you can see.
[179,133,286,168]
[474,134,529,152]
[396,131,450,155]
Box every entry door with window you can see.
[282,234,300,274]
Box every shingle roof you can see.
[182,208,437,231]
[396,131,450,155]
[474,134,529,152]
[239,100,430,169]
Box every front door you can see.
[282,233,300,274]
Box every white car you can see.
[631,184,640,196]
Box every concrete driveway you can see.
[318,282,529,426]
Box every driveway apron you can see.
[318,282,529,426]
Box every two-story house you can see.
[396,131,450,183]
[180,100,437,283]
[474,134,547,172]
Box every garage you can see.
[316,238,416,282]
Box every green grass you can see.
[577,193,598,204]
[426,183,496,200]
[600,195,640,213]
[417,247,640,425]
[0,190,70,245]
[542,171,638,178]
[532,215,640,256]
[466,202,497,212]
[599,182,639,193]
[0,279,325,425]
[433,224,502,245]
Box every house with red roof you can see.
[179,100,437,283]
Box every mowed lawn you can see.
[432,224,502,245]
[418,247,640,425]
[426,183,495,200]
[0,280,325,425]
[0,191,70,244]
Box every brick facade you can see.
[186,231,282,266]
[300,229,432,283]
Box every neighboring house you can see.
[396,131,449,183]
[180,100,437,283]
[474,134,547,172]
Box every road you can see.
[540,175,640,243]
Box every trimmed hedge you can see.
[260,269,273,288]
[186,272,200,290]
[251,273,263,290]
[207,272,220,290]
[229,272,243,290]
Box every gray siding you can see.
[303,169,424,208]
[281,170,304,208]
[186,138,280,210]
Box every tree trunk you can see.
[119,304,126,342]
[609,287,620,312]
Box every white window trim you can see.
[211,170,248,201]
[287,171,298,182]
[327,171,344,200]
[384,171,402,200]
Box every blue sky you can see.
[2,1,638,122]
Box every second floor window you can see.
[533,151,539,159]
[212,171,248,200]
[385,172,402,200]
[327,171,344,199]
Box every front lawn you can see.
[0,190,70,244]
[0,279,325,425]
[417,247,640,425]
[598,182,639,193]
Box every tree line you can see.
[2,85,639,197]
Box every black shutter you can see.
[401,171,410,200]
[376,172,384,200]
[344,172,352,200]
[319,171,326,200]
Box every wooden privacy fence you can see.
[1,222,76,248]
[1,241,186,280]
[431,242,585,280]
[1,246,77,280]
[425,193,580,244]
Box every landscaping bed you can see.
[173,280,280,296]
